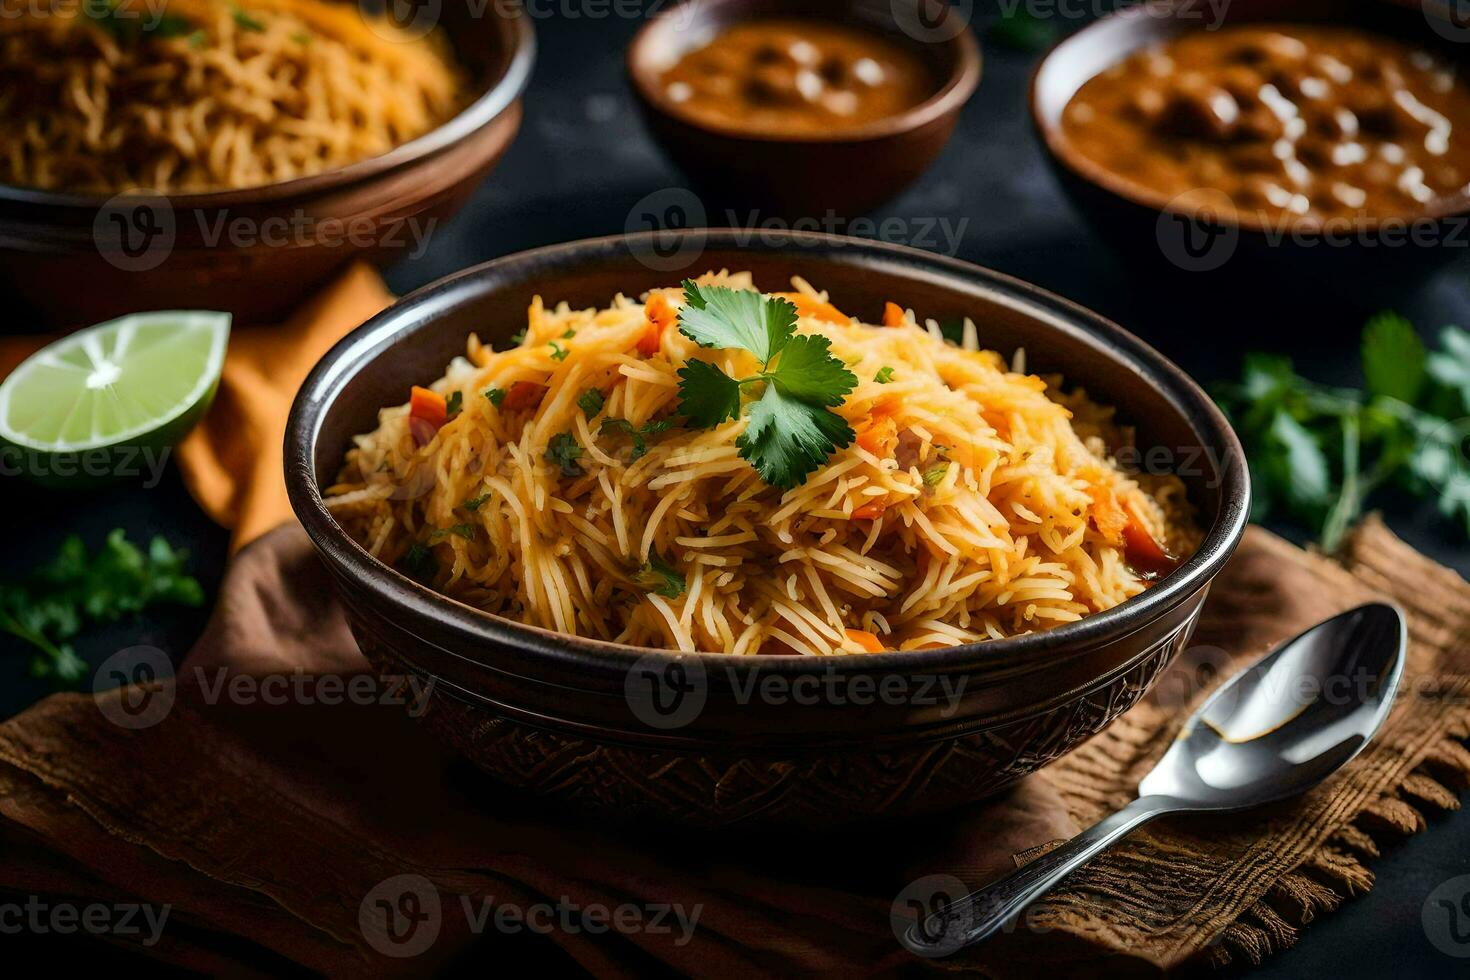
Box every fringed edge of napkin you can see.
[1210,517,1470,969]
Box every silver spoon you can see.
[902,602,1407,957]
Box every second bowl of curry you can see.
[1032,0,1470,304]
[628,0,980,217]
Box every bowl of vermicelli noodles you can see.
[0,0,534,324]
[286,231,1249,827]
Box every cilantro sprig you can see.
[1,530,204,686]
[675,281,857,489]
[1216,311,1470,552]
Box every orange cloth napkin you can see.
[0,264,394,550]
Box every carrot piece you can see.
[409,386,447,429]
[882,302,907,327]
[774,292,848,324]
[851,501,887,521]
[1087,483,1129,544]
[844,628,886,654]
[1122,501,1178,577]
[638,293,677,356]
[856,416,895,455]
[503,381,548,411]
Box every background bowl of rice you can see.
[0,0,535,327]
[286,230,1250,827]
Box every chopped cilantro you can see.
[462,490,492,511]
[445,390,463,418]
[599,416,672,462]
[546,432,584,477]
[874,366,895,384]
[429,523,478,543]
[231,7,266,31]
[561,328,576,339]
[0,530,204,686]
[508,329,526,346]
[675,281,856,489]
[291,30,310,44]
[549,341,569,362]
[923,464,950,486]
[634,552,685,598]
[484,387,506,408]
[399,543,438,583]
[578,388,605,418]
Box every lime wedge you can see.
[0,311,230,487]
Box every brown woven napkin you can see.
[0,518,1466,975]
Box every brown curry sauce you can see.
[1060,26,1470,224]
[657,19,936,136]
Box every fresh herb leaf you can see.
[936,317,965,346]
[923,464,950,486]
[674,284,858,488]
[429,523,478,543]
[678,280,795,364]
[546,432,584,477]
[561,328,576,339]
[578,388,605,418]
[187,29,207,48]
[1362,311,1425,403]
[737,384,856,490]
[484,387,506,408]
[0,530,204,686]
[768,334,857,406]
[462,490,492,511]
[989,7,1059,53]
[400,543,437,583]
[231,6,266,31]
[549,341,569,362]
[634,552,685,598]
[874,366,895,384]
[445,390,463,418]
[508,329,526,346]
[676,359,743,428]
[600,416,674,462]
[1427,326,1470,413]
[290,29,310,44]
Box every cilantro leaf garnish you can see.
[923,464,950,486]
[737,384,856,489]
[578,388,605,418]
[0,530,205,686]
[430,523,478,543]
[678,280,795,363]
[546,432,584,477]
[462,490,492,511]
[676,359,742,427]
[231,6,266,31]
[400,543,438,583]
[599,417,672,462]
[549,341,569,362]
[634,552,685,598]
[484,387,506,407]
[674,281,857,489]
[445,390,463,418]
[874,366,895,384]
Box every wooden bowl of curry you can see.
[627,0,980,217]
[1031,0,1470,305]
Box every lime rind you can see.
[0,311,230,453]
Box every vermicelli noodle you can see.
[324,274,1201,655]
[0,0,464,192]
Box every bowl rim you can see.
[1028,0,1470,234]
[625,0,982,144]
[0,3,536,209]
[286,229,1250,680]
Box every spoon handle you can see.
[902,794,1177,957]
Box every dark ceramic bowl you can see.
[285,230,1249,827]
[1031,0,1470,306]
[0,1,534,328]
[627,0,980,217]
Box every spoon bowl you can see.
[904,602,1407,957]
